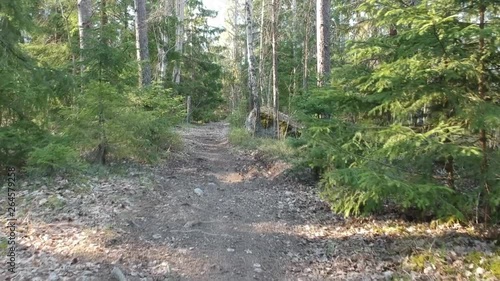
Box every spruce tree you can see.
[298,0,500,222]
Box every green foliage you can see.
[0,121,49,168]
[65,81,184,163]
[296,0,500,222]
[26,142,85,175]
[229,127,255,148]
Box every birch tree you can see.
[77,0,92,70]
[172,0,185,84]
[230,0,241,112]
[302,0,314,90]
[134,0,152,87]
[271,0,279,137]
[157,0,173,82]
[316,0,330,86]
[245,0,260,133]
[258,0,267,108]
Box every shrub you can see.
[26,143,85,175]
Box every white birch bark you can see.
[77,0,92,70]
[258,0,266,107]
[245,0,260,133]
[172,0,185,84]
[271,0,279,138]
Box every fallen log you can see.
[245,106,303,137]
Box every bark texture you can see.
[245,0,260,133]
[316,0,330,86]
[77,0,92,68]
[134,0,152,87]
[172,0,185,84]
[271,0,279,138]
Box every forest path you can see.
[6,122,494,281]
[6,123,499,281]
[7,122,335,281]
[108,122,324,280]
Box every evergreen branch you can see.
[431,24,449,59]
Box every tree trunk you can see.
[134,0,152,87]
[271,0,279,138]
[302,0,313,91]
[316,0,330,86]
[172,0,185,84]
[258,0,266,108]
[245,0,260,134]
[231,0,240,112]
[477,1,490,223]
[157,28,168,82]
[97,0,108,165]
[77,0,92,71]
[186,95,192,123]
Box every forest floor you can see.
[1,122,500,281]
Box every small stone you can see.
[152,234,161,239]
[48,272,60,281]
[39,198,48,206]
[383,271,393,280]
[304,268,312,273]
[245,249,253,254]
[227,248,235,252]
[194,188,204,196]
[476,267,485,275]
[423,266,433,274]
[253,263,261,268]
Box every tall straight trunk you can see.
[157,28,168,82]
[245,0,260,133]
[316,0,330,86]
[172,0,185,84]
[477,1,490,222]
[134,0,152,87]
[158,0,174,82]
[271,0,279,138]
[302,0,313,90]
[258,0,266,107]
[77,0,92,71]
[231,0,240,112]
[291,0,297,96]
[97,0,108,165]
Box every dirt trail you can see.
[3,122,331,281]
[5,122,498,281]
[127,122,306,280]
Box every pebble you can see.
[423,266,433,274]
[194,188,204,196]
[227,248,235,252]
[48,272,60,281]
